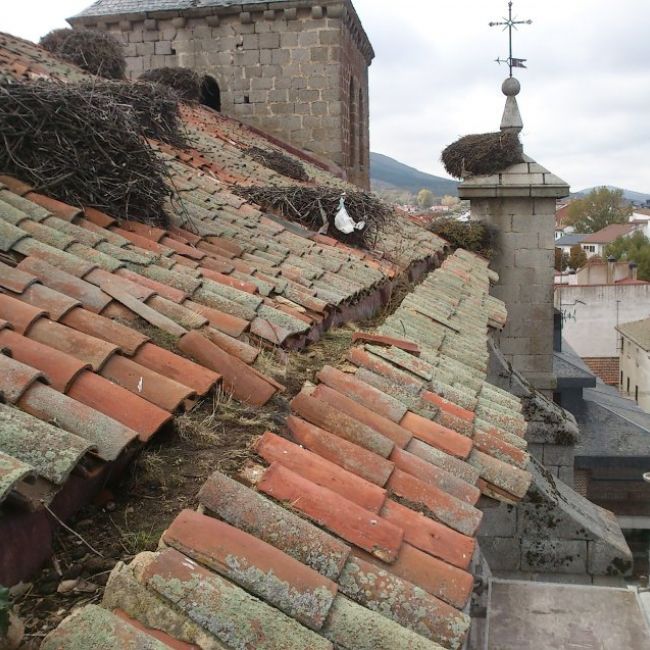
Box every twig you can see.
[41,501,104,558]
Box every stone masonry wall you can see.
[473,196,557,390]
[77,2,372,188]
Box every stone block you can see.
[154,40,172,55]
[240,11,252,24]
[299,31,320,47]
[251,77,274,90]
[319,29,339,45]
[171,17,186,28]
[281,32,299,47]
[312,6,324,19]
[312,101,328,116]
[588,541,632,576]
[258,32,280,49]
[478,503,518,537]
[128,30,143,43]
[271,49,290,64]
[514,248,554,270]
[284,8,297,20]
[143,30,159,42]
[125,56,144,72]
[326,4,346,18]
[478,537,521,571]
[259,49,272,64]
[143,18,157,31]
[243,34,259,49]
[512,354,554,374]
[206,15,220,27]
[310,46,329,62]
[521,539,587,574]
[263,9,275,21]
[136,42,154,56]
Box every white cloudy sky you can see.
[4,0,650,192]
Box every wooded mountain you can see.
[573,186,650,204]
[370,152,458,196]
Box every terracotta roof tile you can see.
[255,432,387,513]
[112,610,201,650]
[14,283,80,321]
[400,411,473,459]
[351,332,421,355]
[67,371,172,441]
[178,330,276,406]
[0,450,34,505]
[0,353,44,403]
[23,193,82,221]
[163,509,338,630]
[198,471,351,581]
[0,260,37,293]
[0,292,46,334]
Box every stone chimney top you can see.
[500,77,524,134]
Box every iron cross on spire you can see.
[489,1,532,77]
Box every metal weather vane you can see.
[489,1,532,77]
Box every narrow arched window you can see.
[358,85,365,168]
[200,75,221,111]
[348,76,357,168]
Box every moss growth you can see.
[429,218,495,259]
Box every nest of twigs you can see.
[85,80,188,148]
[40,28,126,80]
[140,67,201,102]
[235,185,392,247]
[441,131,523,179]
[429,218,495,259]
[246,146,309,182]
[0,81,171,226]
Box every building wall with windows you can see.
[70,0,374,188]
[619,332,650,411]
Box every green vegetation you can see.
[555,248,569,272]
[417,189,435,209]
[565,187,632,233]
[0,586,9,636]
[568,244,587,270]
[429,218,494,259]
[606,231,650,281]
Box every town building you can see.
[555,232,586,256]
[580,223,642,258]
[617,317,650,409]
[69,0,374,188]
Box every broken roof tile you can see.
[352,332,421,355]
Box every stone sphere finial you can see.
[502,77,521,97]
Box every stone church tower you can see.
[70,0,374,188]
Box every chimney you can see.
[458,78,570,396]
[630,261,638,281]
[607,256,616,285]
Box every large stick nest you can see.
[85,80,189,149]
[234,185,392,248]
[246,146,309,182]
[0,81,171,226]
[40,28,126,80]
[140,67,201,102]
[441,131,523,179]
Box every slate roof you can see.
[581,223,637,244]
[44,251,534,650]
[555,233,586,247]
[616,317,650,352]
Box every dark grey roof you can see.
[73,0,288,19]
[554,349,597,389]
[555,233,587,247]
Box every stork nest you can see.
[40,28,126,80]
[246,147,309,182]
[140,67,201,102]
[441,131,523,179]
[234,185,392,247]
[0,81,171,226]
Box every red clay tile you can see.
[60,307,149,356]
[315,366,408,423]
[115,269,188,303]
[170,254,199,270]
[18,382,137,461]
[0,354,44,404]
[198,240,237,260]
[258,462,404,563]
[198,268,257,294]
[0,261,37,293]
[197,256,235,274]
[83,207,116,228]
[23,193,81,221]
[17,257,113,313]
[0,293,46,334]
[256,432,387,513]
[204,235,243,256]
[422,391,476,424]
[163,509,338,630]
[109,227,169,254]
[67,370,172,441]
[290,391,394,459]
[119,221,167,243]
[351,333,421,356]
[399,411,472,460]
[386,469,482,537]
[380,499,475,570]
[249,317,293,346]
[202,326,259,364]
[287,416,395,487]
[133,342,220,396]
[389,447,480,505]
[473,429,530,469]
[178,330,276,406]
[160,236,206,260]
[0,175,32,195]
[167,225,201,245]
[84,268,156,302]
[113,610,199,650]
[198,470,351,581]
[311,384,412,449]
[0,329,89,392]
[16,284,80,321]
[347,347,424,391]
[183,300,249,337]
[27,318,118,371]
[468,449,531,500]
[338,554,469,647]
[100,355,196,411]
[359,543,474,610]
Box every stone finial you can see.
[500,77,523,134]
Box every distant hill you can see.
[573,186,650,204]
[370,152,458,196]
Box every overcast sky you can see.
[4,0,650,192]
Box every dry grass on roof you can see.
[246,146,310,182]
[0,81,172,226]
[140,67,201,103]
